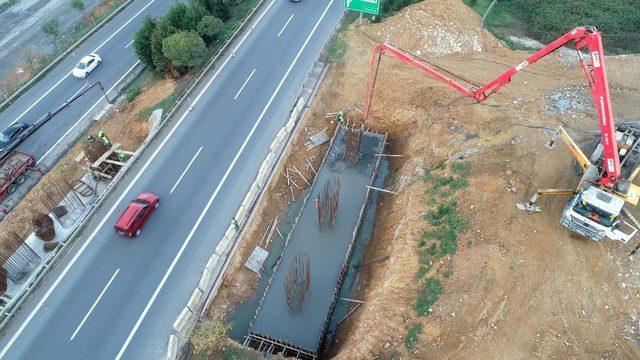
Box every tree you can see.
[150,20,177,76]
[42,19,60,38]
[70,0,85,11]
[194,0,230,21]
[189,311,230,355]
[162,31,207,71]
[133,17,157,68]
[165,3,198,31]
[197,16,224,44]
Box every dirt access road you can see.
[210,0,640,359]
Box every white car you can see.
[72,54,101,78]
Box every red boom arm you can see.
[364,26,620,187]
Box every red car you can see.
[114,192,159,237]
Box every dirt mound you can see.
[318,0,640,359]
[366,0,502,57]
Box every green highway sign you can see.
[343,0,380,15]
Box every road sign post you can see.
[343,0,380,15]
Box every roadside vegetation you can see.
[133,0,257,78]
[463,0,640,54]
[405,161,471,351]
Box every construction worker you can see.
[116,150,126,161]
[98,131,111,147]
[337,111,346,125]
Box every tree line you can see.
[133,0,232,78]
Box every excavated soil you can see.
[327,1,640,359]
[207,1,640,358]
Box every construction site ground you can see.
[0,70,184,243]
[207,0,640,359]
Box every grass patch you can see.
[138,90,184,120]
[451,162,471,177]
[125,83,140,103]
[404,323,423,351]
[443,269,454,278]
[222,346,260,360]
[415,278,443,316]
[416,266,429,280]
[327,36,348,63]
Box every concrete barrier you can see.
[206,254,220,272]
[198,269,212,292]
[187,288,203,312]
[166,334,179,360]
[173,307,192,333]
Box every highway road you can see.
[0,0,175,166]
[0,0,344,358]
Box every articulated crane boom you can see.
[365,26,621,189]
[364,26,640,243]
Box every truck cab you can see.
[560,185,636,242]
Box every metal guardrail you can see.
[0,0,136,113]
[0,0,267,333]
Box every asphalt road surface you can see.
[0,0,175,165]
[0,0,344,358]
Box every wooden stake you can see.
[305,156,317,176]
[338,297,365,304]
[366,186,399,195]
[291,165,310,185]
[337,303,362,326]
[283,172,301,189]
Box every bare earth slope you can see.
[320,1,640,359]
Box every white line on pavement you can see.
[114,1,335,358]
[9,0,157,126]
[277,14,294,38]
[67,83,89,102]
[37,60,141,165]
[170,146,203,194]
[125,39,135,48]
[0,0,278,356]
[234,69,256,100]
[69,268,120,341]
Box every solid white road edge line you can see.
[36,60,141,165]
[114,1,335,358]
[69,268,120,341]
[125,39,135,48]
[0,0,278,357]
[234,69,256,100]
[10,0,157,126]
[277,14,294,38]
[170,146,203,194]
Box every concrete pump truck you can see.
[363,26,640,243]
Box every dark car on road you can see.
[0,122,30,159]
[114,192,159,237]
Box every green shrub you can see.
[451,162,471,177]
[70,0,85,11]
[414,278,443,316]
[42,19,60,37]
[125,84,140,103]
[404,323,423,351]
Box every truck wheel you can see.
[154,201,159,209]
[6,184,17,194]
[15,175,26,185]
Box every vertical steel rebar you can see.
[284,252,311,315]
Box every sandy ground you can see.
[0,71,176,250]
[206,0,640,359]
